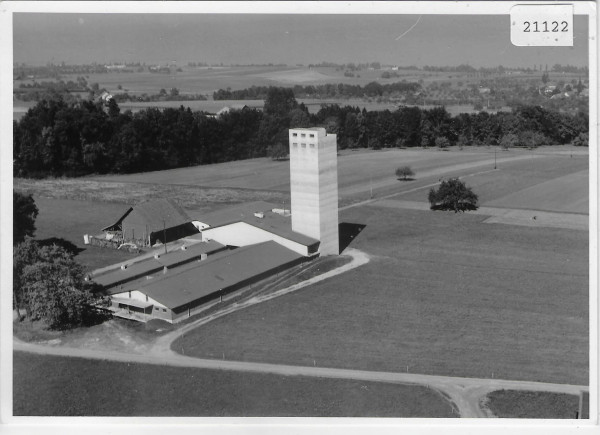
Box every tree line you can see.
[14,87,588,178]
[213,81,421,100]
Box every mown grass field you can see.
[484,390,580,419]
[13,352,457,417]
[174,203,588,385]
[87,147,588,212]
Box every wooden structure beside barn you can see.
[101,198,198,247]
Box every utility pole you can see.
[163,220,167,255]
[494,147,497,169]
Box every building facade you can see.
[289,127,339,255]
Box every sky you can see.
[13,13,589,68]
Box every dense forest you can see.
[13,87,588,178]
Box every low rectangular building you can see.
[108,241,305,323]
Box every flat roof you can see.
[196,201,279,227]
[196,201,319,247]
[93,240,225,288]
[131,241,303,310]
[240,212,319,247]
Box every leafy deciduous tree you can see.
[428,178,478,212]
[395,166,415,180]
[13,192,38,245]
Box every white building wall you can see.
[202,222,309,256]
[289,128,339,256]
[112,289,167,309]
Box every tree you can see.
[542,72,550,85]
[573,132,588,147]
[395,166,415,180]
[435,136,450,149]
[263,87,297,116]
[267,142,288,160]
[13,192,39,245]
[500,133,519,150]
[428,178,478,212]
[16,242,106,329]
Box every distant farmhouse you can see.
[90,127,339,322]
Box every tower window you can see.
[292,133,298,137]
[292,142,298,147]
[310,134,315,138]
[301,133,306,138]
[301,143,306,148]
[309,143,315,148]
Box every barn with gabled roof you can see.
[102,198,198,247]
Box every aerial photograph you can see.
[4,2,595,425]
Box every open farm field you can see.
[13,352,456,417]
[484,390,580,418]
[174,204,588,385]
[395,151,588,213]
[89,147,588,212]
[485,170,588,214]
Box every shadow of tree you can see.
[430,203,479,212]
[37,237,85,255]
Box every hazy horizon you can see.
[14,14,589,68]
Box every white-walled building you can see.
[289,127,339,256]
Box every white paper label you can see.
[511,4,574,46]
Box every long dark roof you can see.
[120,241,302,309]
[93,240,225,288]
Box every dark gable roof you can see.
[101,207,133,232]
[128,198,191,231]
[132,241,303,309]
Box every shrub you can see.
[395,166,415,180]
[435,137,450,149]
[572,132,588,147]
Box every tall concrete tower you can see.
[289,127,339,256]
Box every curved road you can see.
[14,338,587,418]
[12,247,588,417]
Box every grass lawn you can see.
[27,197,140,271]
[395,153,588,212]
[174,205,588,385]
[484,390,580,418]
[13,352,457,417]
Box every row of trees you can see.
[14,88,588,178]
[213,81,421,100]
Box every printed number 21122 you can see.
[523,21,568,32]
